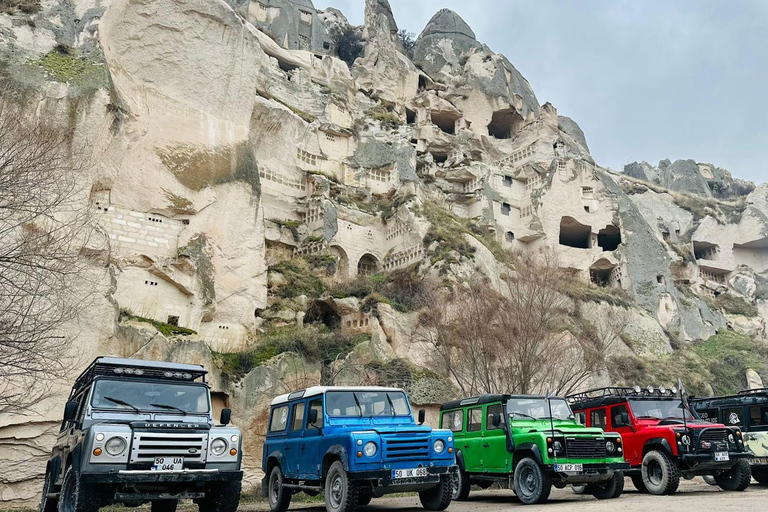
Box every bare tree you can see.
[0,90,93,413]
[416,250,616,396]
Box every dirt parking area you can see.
[238,479,768,512]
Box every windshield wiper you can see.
[104,396,140,413]
[385,393,397,417]
[509,411,536,420]
[352,393,364,417]
[150,403,188,415]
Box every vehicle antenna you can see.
[678,378,688,433]
[546,391,557,465]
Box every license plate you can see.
[152,456,183,471]
[392,467,428,479]
[554,463,583,473]
[714,452,730,462]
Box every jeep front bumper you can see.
[352,465,455,496]
[544,462,629,483]
[80,469,243,484]
[679,450,751,472]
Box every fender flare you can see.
[265,451,287,473]
[454,449,466,470]
[644,437,674,456]
[323,445,350,475]
[514,443,543,465]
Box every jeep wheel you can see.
[451,463,470,501]
[714,459,751,491]
[40,468,58,512]
[589,472,624,500]
[630,474,648,493]
[753,467,768,484]
[58,467,100,512]
[419,475,452,511]
[151,501,177,512]
[268,466,291,512]
[198,481,241,512]
[641,450,680,495]
[325,461,359,512]
[513,458,551,505]
[357,491,372,507]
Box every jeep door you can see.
[610,404,638,464]
[267,404,290,474]
[284,400,306,478]
[299,397,325,480]
[482,403,511,472]
[461,407,484,472]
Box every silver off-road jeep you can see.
[39,357,243,512]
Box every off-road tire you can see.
[630,474,649,493]
[451,461,470,501]
[715,459,751,491]
[513,458,552,505]
[151,501,178,512]
[571,484,587,495]
[641,450,680,495]
[752,467,768,484]
[198,481,241,512]
[267,466,291,512]
[40,468,59,512]
[419,475,452,511]
[324,461,358,512]
[58,467,100,512]
[589,471,624,500]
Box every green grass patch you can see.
[268,258,326,299]
[32,46,108,91]
[119,311,197,337]
[213,325,371,380]
[327,265,430,312]
[560,281,633,308]
[705,293,759,317]
[366,100,401,130]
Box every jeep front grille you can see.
[565,438,607,459]
[382,435,430,461]
[700,429,728,444]
[129,432,209,464]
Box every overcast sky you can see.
[314,0,767,184]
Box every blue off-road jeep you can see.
[262,386,455,512]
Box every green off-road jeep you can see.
[440,394,629,505]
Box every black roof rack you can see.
[70,357,207,398]
[567,386,679,409]
[738,388,768,396]
[440,393,557,411]
[692,388,768,406]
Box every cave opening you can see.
[305,301,341,330]
[431,111,459,135]
[597,224,622,252]
[487,108,523,139]
[559,216,592,249]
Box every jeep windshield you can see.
[506,398,573,420]
[628,399,694,421]
[326,391,411,417]
[91,379,210,414]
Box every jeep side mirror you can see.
[492,413,501,428]
[219,408,231,426]
[418,409,426,425]
[620,411,630,426]
[308,408,318,426]
[63,400,78,422]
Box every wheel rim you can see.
[647,460,663,486]
[451,471,461,499]
[269,471,280,506]
[518,466,538,498]
[329,473,343,509]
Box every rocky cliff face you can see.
[1,0,767,505]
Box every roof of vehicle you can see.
[71,357,207,396]
[270,386,406,406]
[692,388,768,408]
[440,394,560,411]
[567,387,681,410]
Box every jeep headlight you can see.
[681,435,691,447]
[728,434,735,444]
[364,441,378,457]
[553,440,564,455]
[211,437,227,456]
[434,439,445,454]
[105,436,127,456]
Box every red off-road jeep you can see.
[567,387,751,495]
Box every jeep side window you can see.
[442,410,463,432]
[611,405,630,428]
[291,402,305,431]
[486,404,503,430]
[308,398,323,428]
[467,408,482,432]
[269,405,289,433]
[750,406,768,428]
[723,407,744,426]
[590,408,607,429]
